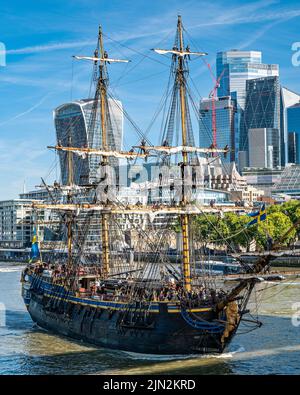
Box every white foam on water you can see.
[216,346,245,359]
[122,350,224,361]
[0,267,24,273]
[119,344,246,362]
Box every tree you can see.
[172,205,298,253]
[223,212,256,251]
[191,214,230,247]
[254,211,296,249]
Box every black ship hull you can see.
[21,274,241,355]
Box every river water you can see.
[0,262,300,375]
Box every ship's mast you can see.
[72,27,130,280]
[177,16,191,292]
[67,135,73,269]
[153,16,207,292]
[98,26,110,279]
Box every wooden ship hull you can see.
[22,274,241,355]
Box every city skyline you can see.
[1,0,300,199]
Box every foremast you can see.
[72,26,130,280]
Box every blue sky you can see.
[0,0,300,199]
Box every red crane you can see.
[206,63,225,151]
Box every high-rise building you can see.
[216,50,279,165]
[287,103,300,164]
[199,96,236,162]
[54,98,123,185]
[288,132,298,164]
[248,128,280,169]
[240,76,281,169]
[217,50,279,110]
[280,87,300,166]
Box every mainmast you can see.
[154,15,207,292]
[177,16,191,292]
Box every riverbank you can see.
[2,247,300,268]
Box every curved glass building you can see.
[54,98,123,185]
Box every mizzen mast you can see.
[154,15,207,292]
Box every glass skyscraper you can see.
[288,132,298,164]
[280,87,300,166]
[54,98,123,185]
[240,76,281,168]
[287,103,300,164]
[199,96,236,163]
[216,50,279,166]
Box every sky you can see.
[0,0,300,199]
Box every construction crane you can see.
[206,63,225,152]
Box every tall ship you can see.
[21,17,274,355]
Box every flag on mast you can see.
[29,227,40,262]
[247,204,267,227]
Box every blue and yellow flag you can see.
[29,227,40,262]
[247,204,267,227]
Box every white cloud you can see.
[0,93,52,126]
[4,40,95,55]
[0,139,54,199]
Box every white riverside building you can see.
[242,167,283,196]
[0,199,44,248]
[0,167,231,249]
[0,165,260,250]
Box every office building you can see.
[240,76,281,168]
[199,96,236,162]
[288,132,298,164]
[287,103,300,164]
[248,128,280,169]
[242,167,283,195]
[280,87,300,166]
[216,50,279,165]
[54,98,123,185]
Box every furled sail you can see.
[153,49,207,57]
[48,146,147,159]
